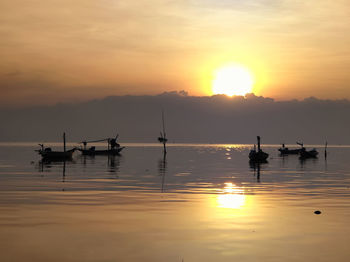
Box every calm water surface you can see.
[0,143,350,262]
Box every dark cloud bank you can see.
[1,92,349,144]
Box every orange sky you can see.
[1,0,350,106]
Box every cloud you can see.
[0,93,349,144]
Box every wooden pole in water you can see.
[325,141,328,159]
[257,136,261,152]
[162,110,167,155]
[63,132,66,152]
[163,142,166,156]
[63,160,66,180]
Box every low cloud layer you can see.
[0,92,349,144]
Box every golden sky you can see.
[1,0,350,106]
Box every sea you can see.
[0,143,349,262]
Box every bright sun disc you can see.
[212,65,253,96]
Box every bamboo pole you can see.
[63,132,66,152]
[162,110,167,155]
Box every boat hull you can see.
[249,150,269,162]
[79,147,124,156]
[38,149,75,160]
[278,148,302,155]
[299,149,318,159]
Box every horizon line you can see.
[0,142,348,148]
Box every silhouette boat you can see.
[36,133,76,160]
[278,142,303,155]
[249,136,269,162]
[299,147,318,159]
[78,134,125,156]
[37,147,75,159]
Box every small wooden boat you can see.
[299,148,318,159]
[249,136,269,162]
[278,142,303,155]
[78,134,125,156]
[36,133,76,160]
[37,147,76,160]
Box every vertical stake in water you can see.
[257,136,261,152]
[63,160,66,182]
[63,132,66,153]
[325,141,328,159]
[162,110,167,155]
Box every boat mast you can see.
[63,132,66,153]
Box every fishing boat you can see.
[249,136,269,162]
[78,134,125,156]
[36,133,76,160]
[37,147,76,159]
[299,147,318,159]
[278,142,303,155]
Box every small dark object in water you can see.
[314,210,321,215]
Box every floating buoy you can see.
[314,210,321,215]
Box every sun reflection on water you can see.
[217,182,246,209]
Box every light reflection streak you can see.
[217,182,246,209]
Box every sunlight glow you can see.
[212,65,253,96]
[217,182,246,209]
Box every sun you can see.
[212,65,254,96]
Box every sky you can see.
[1,0,350,107]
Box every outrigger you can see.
[78,134,125,156]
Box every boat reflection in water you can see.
[38,159,70,183]
[158,154,167,192]
[108,155,121,174]
[249,160,267,182]
[217,182,246,209]
[299,154,318,169]
[78,154,121,176]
